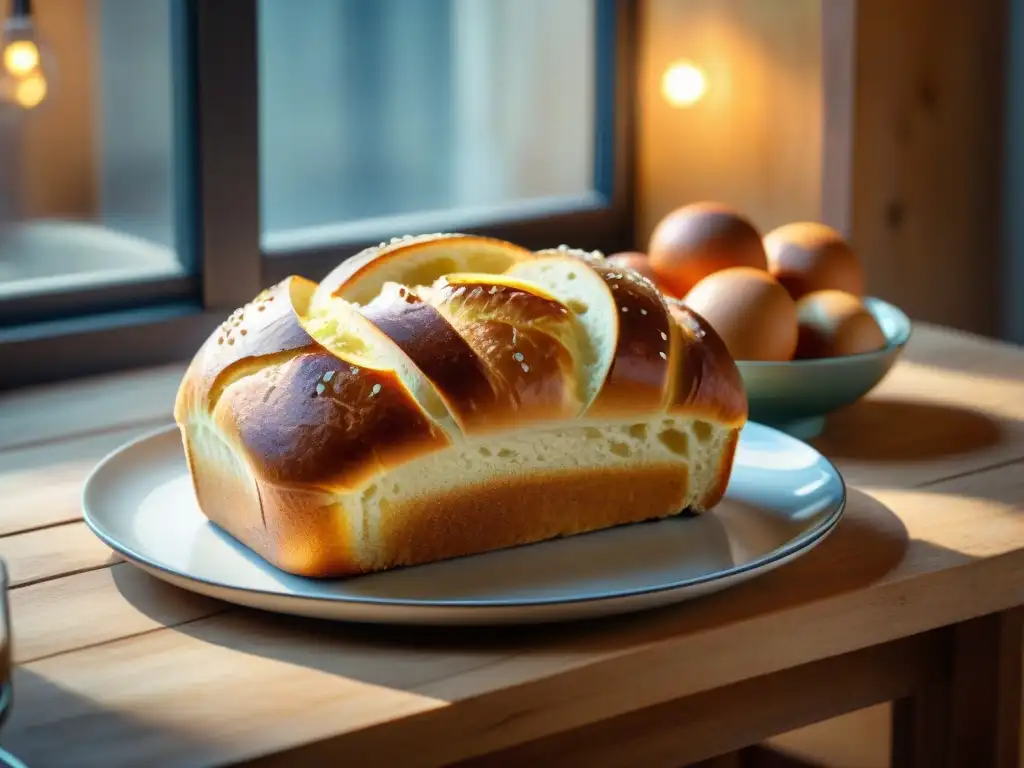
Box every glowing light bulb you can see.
[661,60,707,108]
[3,39,38,77]
[13,71,44,108]
[0,11,53,113]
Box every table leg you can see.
[891,608,1023,768]
[891,683,950,767]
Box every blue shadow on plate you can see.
[736,297,912,440]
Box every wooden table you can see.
[1,323,1023,768]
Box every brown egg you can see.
[607,251,658,285]
[683,267,798,362]
[763,221,865,300]
[648,202,768,298]
[794,290,887,359]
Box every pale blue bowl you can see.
[736,297,912,440]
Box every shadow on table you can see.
[102,487,979,698]
[6,491,977,765]
[814,398,1008,462]
[3,667,220,768]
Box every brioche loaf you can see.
[173,234,748,578]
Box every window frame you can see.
[0,0,638,390]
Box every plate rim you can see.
[82,422,847,611]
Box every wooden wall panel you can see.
[827,0,1009,338]
[640,0,1009,339]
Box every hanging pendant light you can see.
[1,0,53,111]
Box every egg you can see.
[763,221,865,300]
[794,290,887,359]
[648,202,769,298]
[683,267,798,361]
[607,251,659,285]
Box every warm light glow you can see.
[14,72,46,109]
[661,60,707,108]
[3,39,39,78]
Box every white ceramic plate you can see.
[82,423,845,625]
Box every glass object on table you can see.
[258,0,597,251]
[0,558,23,768]
[0,0,187,307]
[0,559,9,731]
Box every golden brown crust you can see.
[435,273,574,326]
[182,454,693,578]
[664,298,746,512]
[253,483,365,576]
[699,429,740,511]
[534,247,674,417]
[173,277,318,422]
[175,275,453,572]
[665,298,749,428]
[317,233,534,306]
[175,235,749,579]
[606,251,659,284]
[428,277,582,430]
[360,286,498,432]
[350,463,689,574]
[317,234,460,305]
[179,428,366,577]
[215,351,450,489]
[582,258,673,417]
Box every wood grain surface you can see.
[822,0,1009,338]
[0,324,1021,767]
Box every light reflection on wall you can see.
[638,0,823,246]
[661,60,707,109]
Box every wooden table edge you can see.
[234,607,1024,768]
[65,551,1018,768]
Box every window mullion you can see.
[191,0,262,311]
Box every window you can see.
[259,0,595,245]
[0,0,636,389]
[0,0,190,319]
